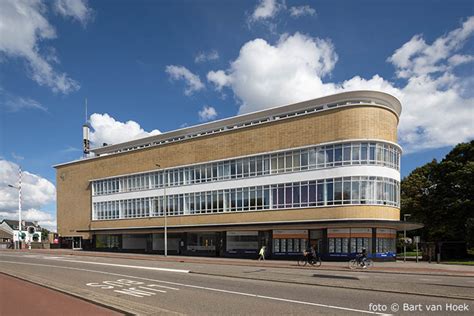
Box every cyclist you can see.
[304,245,316,263]
[357,247,368,268]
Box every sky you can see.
[0,0,473,231]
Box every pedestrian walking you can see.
[258,246,266,261]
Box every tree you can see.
[41,228,50,241]
[401,141,474,247]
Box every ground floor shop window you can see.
[226,231,258,253]
[328,238,350,253]
[187,232,216,252]
[272,229,308,255]
[329,237,371,254]
[273,238,307,254]
[350,237,371,254]
[376,238,396,253]
[95,235,120,249]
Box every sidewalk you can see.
[3,248,473,277]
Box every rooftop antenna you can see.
[83,98,90,158]
[85,98,88,123]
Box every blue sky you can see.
[0,0,473,230]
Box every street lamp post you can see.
[403,213,411,263]
[8,166,22,249]
[164,185,167,257]
[156,164,167,257]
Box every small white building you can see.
[0,219,42,243]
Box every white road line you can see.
[138,286,167,293]
[114,288,155,297]
[45,256,66,259]
[0,254,189,274]
[419,278,441,282]
[56,259,190,273]
[141,284,179,291]
[0,260,389,315]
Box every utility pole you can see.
[8,166,22,249]
[156,164,168,257]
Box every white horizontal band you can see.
[92,165,399,203]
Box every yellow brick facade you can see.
[56,105,399,239]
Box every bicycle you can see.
[297,252,322,267]
[348,256,374,270]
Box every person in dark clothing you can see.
[358,247,368,268]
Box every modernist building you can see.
[55,90,421,260]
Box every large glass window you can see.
[93,176,399,220]
[92,141,400,196]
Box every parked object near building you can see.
[54,91,422,260]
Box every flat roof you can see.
[54,90,401,168]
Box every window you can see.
[326,180,334,204]
[334,145,342,166]
[93,176,399,220]
[301,150,309,170]
[93,141,400,196]
[326,146,334,167]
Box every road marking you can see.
[0,260,389,315]
[0,253,188,273]
[139,286,167,293]
[45,257,190,273]
[419,278,441,282]
[86,279,178,297]
[114,288,157,297]
[63,259,189,273]
[45,256,66,260]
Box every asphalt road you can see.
[0,252,472,315]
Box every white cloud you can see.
[0,160,56,226]
[0,89,46,112]
[0,0,82,94]
[251,0,283,21]
[165,65,205,95]
[89,113,161,146]
[207,33,338,113]
[0,208,57,232]
[198,106,218,122]
[53,0,93,26]
[289,5,316,18]
[387,16,474,78]
[207,18,474,153]
[448,54,474,67]
[195,50,219,63]
[11,153,25,161]
[60,146,81,153]
[207,70,231,91]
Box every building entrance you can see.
[72,236,82,249]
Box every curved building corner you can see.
[55,90,422,260]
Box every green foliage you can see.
[41,228,50,241]
[401,141,474,245]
